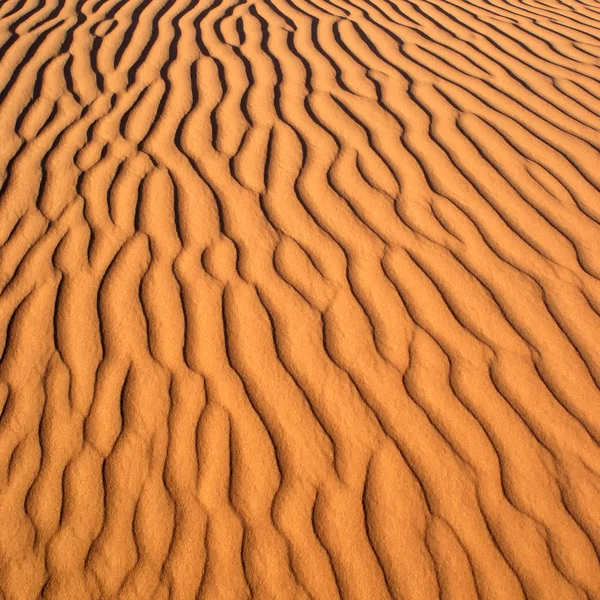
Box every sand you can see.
[0,0,599,598]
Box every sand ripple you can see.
[0,0,599,598]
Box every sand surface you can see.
[1,0,600,598]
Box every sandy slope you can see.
[0,0,599,598]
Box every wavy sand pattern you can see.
[1,0,600,598]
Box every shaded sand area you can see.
[1,0,600,598]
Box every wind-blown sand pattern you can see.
[0,0,600,598]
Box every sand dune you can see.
[0,0,599,598]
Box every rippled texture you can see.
[0,0,599,598]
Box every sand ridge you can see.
[0,0,599,598]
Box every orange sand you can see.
[0,0,599,598]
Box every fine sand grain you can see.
[0,0,600,598]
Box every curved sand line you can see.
[0,0,600,598]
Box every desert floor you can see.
[0,0,599,598]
